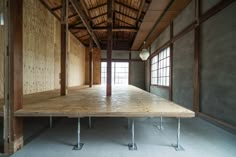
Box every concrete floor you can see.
[5,117,236,157]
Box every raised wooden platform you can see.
[14,85,195,118]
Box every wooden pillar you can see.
[169,22,173,101]
[60,0,68,96]
[5,0,24,153]
[89,38,93,87]
[128,51,131,85]
[106,0,113,96]
[194,0,200,112]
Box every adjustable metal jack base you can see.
[128,143,137,150]
[172,144,184,151]
[73,143,84,150]
[172,118,184,151]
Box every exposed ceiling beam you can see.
[115,1,139,12]
[136,0,145,26]
[88,2,107,11]
[94,20,107,26]
[70,26,138,32]
[51,3,72,11]
[91,12,107,20]
[68,13,77,18]
[70,0,101,48]
[69,21,83,28]
[114,10,141,22]
[115,18,135,26]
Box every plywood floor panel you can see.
[14,85,195,118]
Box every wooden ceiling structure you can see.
[40,0,191,50]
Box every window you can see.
[151,47,170,86]
[101,62,107,84]
[101,62,129,85]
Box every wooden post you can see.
[106,0,113,96]
[60,0,68,96]
[169,22,173,101]
[128,51,132,85]
[89,38,93,87]
[5,0,24,154]
[193,0,200,112]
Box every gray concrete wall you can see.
[150,86,169,99]
[151,26,170,54]
[145,59,150,91]
[200,2,236,126]
[130,62,145,90]
[149,25,170,98]
[173,31,194,110]
[173,0,194,36]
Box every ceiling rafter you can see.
[115,18,135,27]
[114,10,140,22]
[115,0,139,12]
[70,26,138,32]
[70,0,101,48]
[88,2,107,11]
[91,12,107,20]
[136,0,145,27]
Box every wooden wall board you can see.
[22,0,87,95]
[85,47,101,85]
[15,85,195,118]
[68,33,86,87]
[54,19,61,90]
[23,0,55,94]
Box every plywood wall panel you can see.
[23,0,55,94]
[93,48,101,84]
[85,47,101,85]
[68,33,86,87]
[54,19,61,89]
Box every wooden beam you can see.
[88,2,107,11]
[115,0,139,12]
[70,0,101,48]
[89,38,93,87]
[6,0,24,154]
[136,0,145,26]
[39,0,60,20]
[91,12,107,20]
[70,26,138,32]
[193,0,200,112]
[200,0,236,24]
[60,0,69,96]
[106,0,113,96]
[68,13,77,18]
[114,10,140,22]
[115,18,134,26]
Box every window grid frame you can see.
[151,47,170,87]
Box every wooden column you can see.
[60,0,68,96]
[106,0,113,96]
[6,0,24,153]
[193,0,200,112]
[169,22,173,101]
[89,38,93,87]
[128,51,131,85]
